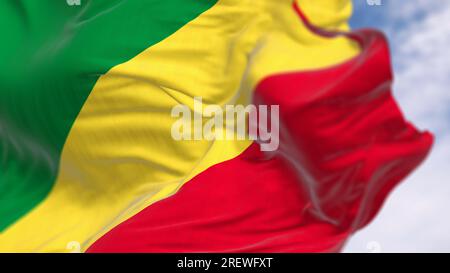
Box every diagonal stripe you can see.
[0,0,359,252]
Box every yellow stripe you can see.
[0,0,359,252]
[297,0,353,30]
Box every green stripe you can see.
[0,0,217,231]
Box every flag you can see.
[0,0,432,252]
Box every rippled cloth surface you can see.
[0,0,432,252]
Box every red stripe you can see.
[87,27,433,253]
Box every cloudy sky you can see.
[344,0,450,252]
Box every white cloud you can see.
[386,0,441,22]
[392,2,450,135]
[345,0,450,252]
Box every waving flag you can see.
[0,0,432,252]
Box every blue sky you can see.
[344,0,450,252]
